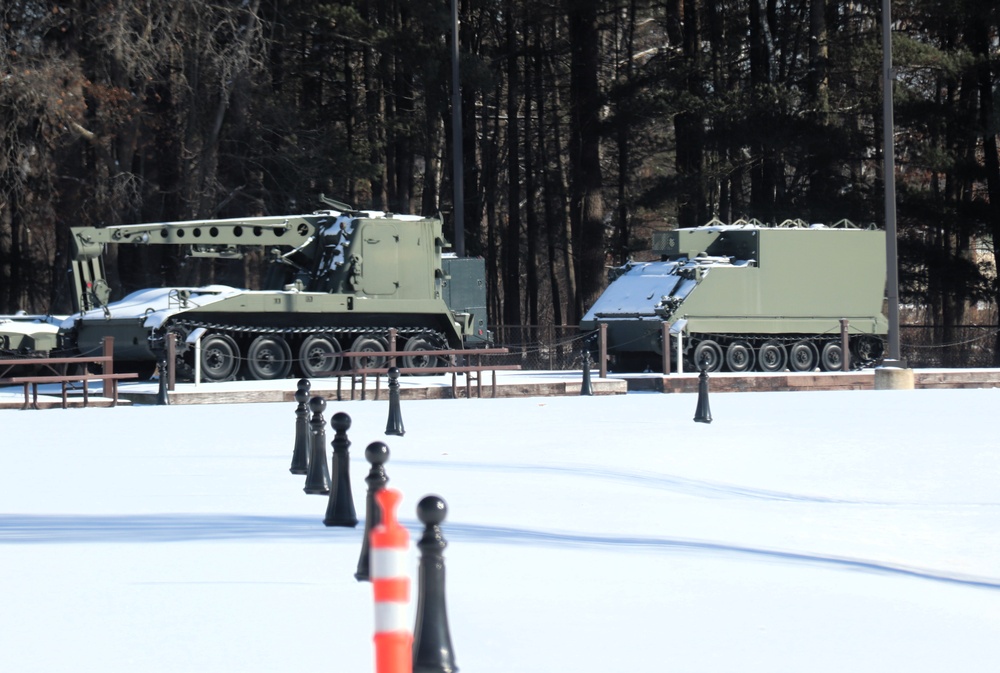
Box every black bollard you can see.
[355,441,390,582]
[385,367,405,436]
[150,333,170,405]
[580,349,594,396]
[155,355,170,405]
[304,396,331,494]
[413,495,458,673]
[289,379,311,474]
[323,412,359,527]
[693,363,712,424]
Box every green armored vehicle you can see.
[0,314,64,354]
[580,219,888,372]
[62,203,489,381]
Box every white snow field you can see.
[1,387,998,672]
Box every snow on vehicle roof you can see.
[64,285,243,330]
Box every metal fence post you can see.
[840,319,850,372]
[677,330,684,375]
[166,332,176,391]
[102,336,114,398]
[599,323,608,378]
[388,328,397,368]
[661,322,671,375]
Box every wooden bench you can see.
[346,364,523,400]
[0,337,132,409]
[330,346,521,400]
[0,354,112,378]
[7,372,138,410]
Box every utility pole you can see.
[882,0,903,365]
[450,0,465,257]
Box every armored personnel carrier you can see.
[59,203,489,381]
[580,219,888,373]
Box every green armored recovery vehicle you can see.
[59,203,489,381]
[580,219,888,373]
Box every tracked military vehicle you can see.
[580,219,888,373]
[61,202,489,381]
[0,314,64,355]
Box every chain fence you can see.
[488,325,592,370]
[488,324,1000,370]
[900,325,999,368]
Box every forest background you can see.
[1,0,999,363]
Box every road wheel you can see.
[820,342,845,371]
[200,334,241,382]
[245,335,293,380]
[789,340,819,372]
[298,335,342,377]
[350,335,388,370]
[692,339,723,372]
[725,341,755,373]
[401,335,443,371]
[757,340,787,372]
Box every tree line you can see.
[1,0,999,346]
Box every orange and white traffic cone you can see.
[371,487,412,673]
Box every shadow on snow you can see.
[1,513,997,591]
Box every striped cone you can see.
[371,488,412,673]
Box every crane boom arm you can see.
[69,214,332,262]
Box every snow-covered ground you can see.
[1,387,998,672]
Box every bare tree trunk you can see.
[483,83,503,325]
[422,102,442,216]
[568,0,605,321]
[544,15,575,325]
[675,0,705,227]
[748,0,778,220]
[364,2,386,209]
[973,23,1000,364]
[614,0,637,264]
[5,195,24,311]
[345,52,358,206]
[459,0,483,257]
[391,7,415,214]
[503,0,522,326]
[523,18,540,326]
[537,22,564,327]
[807,0,834,219]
